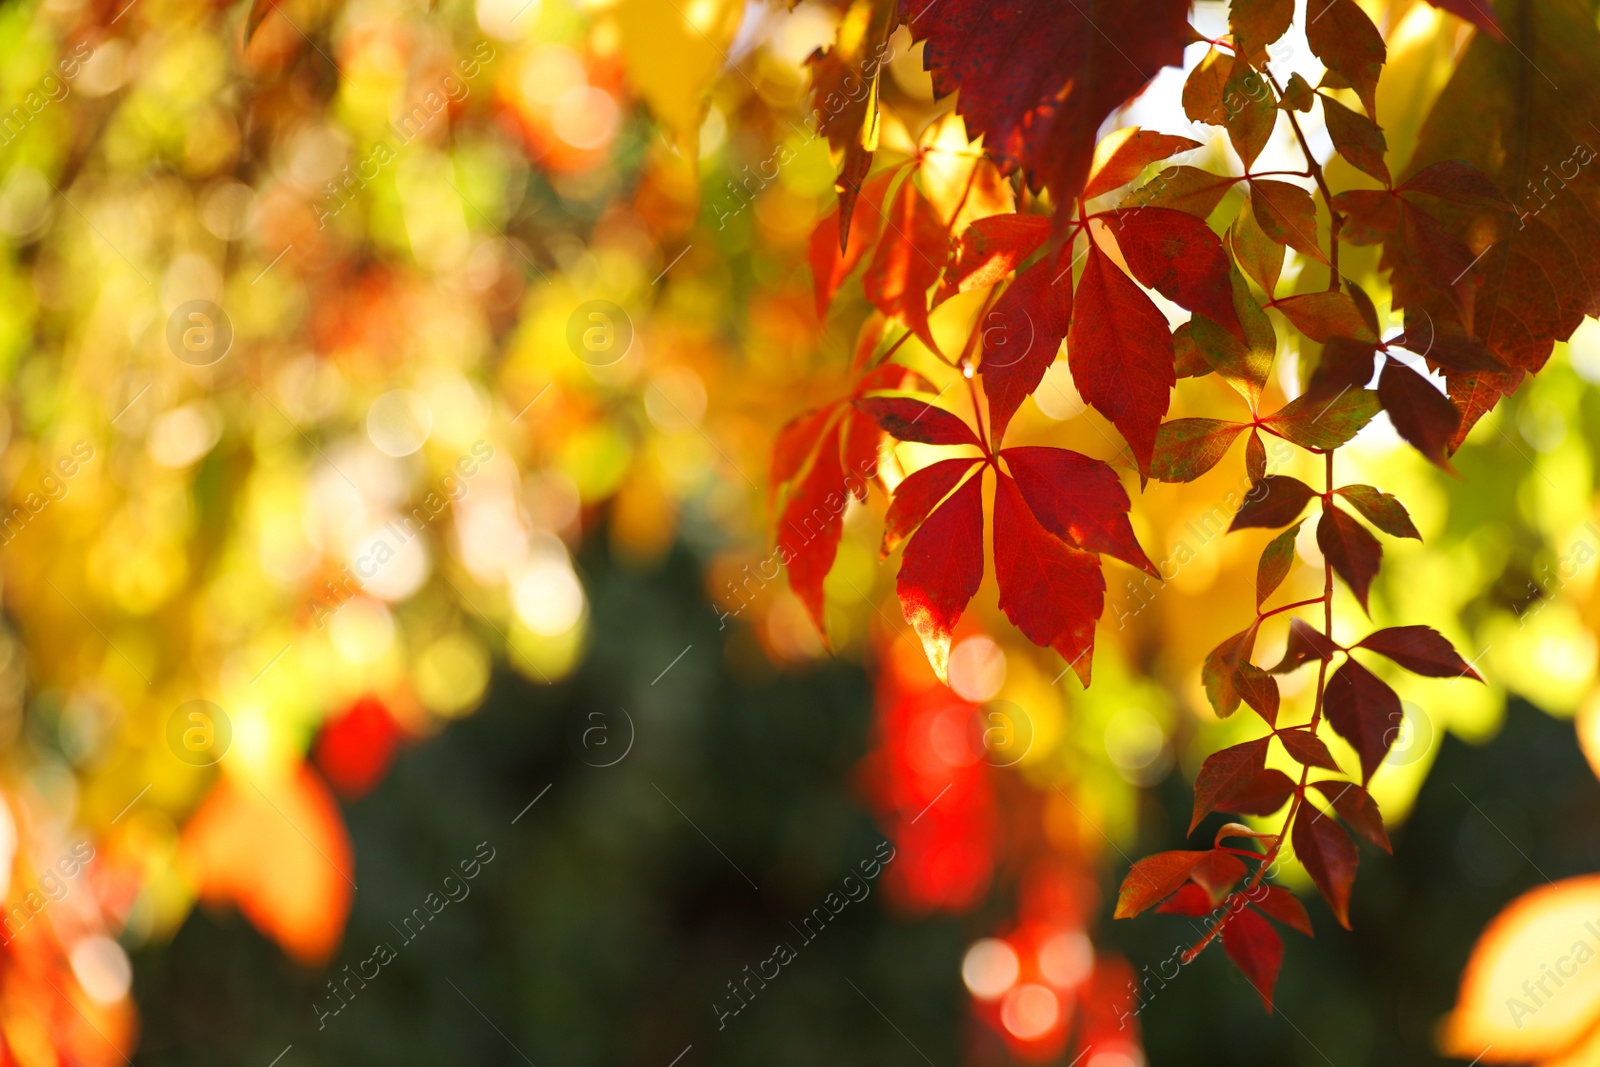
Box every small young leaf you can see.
[1256,520,1303,607]
[1250,884,1314,937]
[1310,780,1392,853]
[1292,804,1359,929]
[881,458,983,558]
[981,254,1073,442]
[1276,727,1341,771]
[1280,73,1315,112]
[1067,245,1177,479]
[1230,475,1317,531]
[1320,94,1389,184]
[1317,504,1383,612]
[1115,850,1211,919]
[896,471,986,682]
[994,475,1106,687]
[1223,906,1284,1013]
[1324,658,1403,783]
[1245,429,1267,482]
[1273,291,1379,344]
[1150,418,1248,483]
[1190,849,1250,905]
[1205,625,1260,717]
[1357,625,1481,679]
[1123,166,1237,219]
[939,213,1051,301]
[1250,179,1327,263]
[1378,359,1461,468]
[1083,128,1203,201]
[1306,0,1385,117]
[1264,388,1380,450]
[1003,446,1156,574]
[854,395,982,447]
[1335,485,1420,539]
[1192,737,1271,833]
[1268,617,1338,673]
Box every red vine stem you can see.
[1264,71,1347,292]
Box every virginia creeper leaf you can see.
[1223,906,1284,1013]
[994,475,1105,686]
[1231,198,1285,296]
[1150,418,1247,483]
[938,212,1051,301]
[1003,446,1156,575]
[1305,0,1384,118]
[810,169,896,319]
[1268,617,1338,673]
[1229,0,1294,66]
[981,253,1073,442]
[1256,520,1302,607]
[1204,624,1260,717]
[1264,388,1379,450]
[1250,179,1327,263]
[896,470,986,681]
[1334,485,1420,540]
[1310,780,1392,853]
[1357,625,1481,680]
[1276,728,1341,771]
[1107,206,1239,334]
[1320,94,1389,185]
[1115,850,1210,919]
[1245,428,1267,482]
[1273,291,1379,344]
[880,457,982,557]
[1293,805,1359,928]
[1317,504,1383,613]
[1324,658,1403,783]
[777,420,848,636]
[1190,849,1249,904]
[854,395,981,447]
[1083,128,1202,201]
[1183,48,1232,126]
[1377,359,1461,469]
[863,177,948,354]
[1234,662,1281,725]
[1221,61,1278,167]
[1123,165,1237,219]
[1251,884,1314,937]
[1229,475,1316,531]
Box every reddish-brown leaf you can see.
[1230,475,1317,532]
[1276,727,1341,772]
[1190,849,1249,904]
[1268,617,1338,673]
[1250,884,1314,937]
[880,457,983,558]
[1321,94,1389,185]
[1219,768,1297,819]
[1310,780,1392,853]
[1264,388,1380,450]
[1317,504,1383,613]
[1223,905,1284,1012]
[1397,160,1508,208]
[1331,189,1400,245]
[1156,882,1215,916]
[896,470,986,681]
[1273,291,1379,344]
[810,170,896,319]
[1306,0,1385,118]
[1324,658,1403,783]
[1003,446,1155,575]
[1067,245,1176,478]
[777,420,849,636]
[1245,428,1267,481]
[1108,206,1239,335]
[1250,180,1327,263]
[938,213,1051,301]
[1304,339,1379,401]
[1150,418,1248,483]
[1183,48,1232,126]
[1192,738,1270,833]
[981,254,1073,442]
[1229,0,1294,65]
[1377,359,1461,469]
[1083,127,1202,201]
[1231,197,1285,296]
[1292,804,1359,928]
[1422,0,1504,39]
[1335,485,1420,540]
[863,177,949,354]
[1256,520,1302,607]
[1234,663,1281,726]
[994,475,1106,686]
[1123,165,1237,219]
[902,0,1191,205]
[1357,625,1481,680]
[854,395,981,447]
[1204,625,1260,717]
[1115,849,1210,919]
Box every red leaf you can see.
[1083,128,1203,200]
[1156,882,1216,916]
[1003,445,1155,575]
[1108,206,1240,335]
[1191,737,1270,833]
[1397,160,1508,208]
[1250,884,1314,937]
[315,696,403,799]
[777,420,849,635]
[810,170,895,319]
[1422,0,1504,39]
[1250,180,1327,264]
[1150,418,1248,483]
[1276,727,1341,772]
[981,252,1073,442]
[1357,625,1481,680]
[1256,520,1302,607]
[939,213,1051,300]
[1310,780,1392,853]
[1229,476,1317,532]
[1335,485,1420,540]
[854,395,981,447]
[1067,244,1176,477]
[1223,906,1284,1012]
[1292,805,1359,928]
[902,0,1192,205]
[771,406,837,510]
[1305,0,1385,118]
[994,475,1106,685]
[1377,359,1461,469]
[1233,663,1281,726]
[1190,849,1249,904]
[1268,617,1338,674]
[1324,658,1403,783]
[863,177,949,354]
[896,469,986,681]
[1317,504,1383,613]
[1114,850,1210,919]
[880,457,983,558]
[1220,769,1297,820]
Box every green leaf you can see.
[1264,388,1380,449]
[1150,418,1248,483]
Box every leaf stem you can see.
[1264,71,1344,291]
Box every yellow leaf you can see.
[614,0,744,155]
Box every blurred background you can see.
[0,0,1598,1063]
